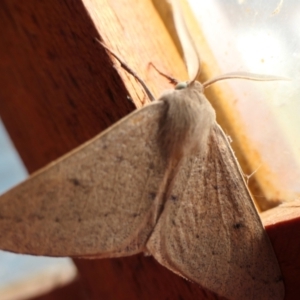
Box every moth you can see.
[0,45,284,300]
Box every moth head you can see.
[174,80,204,95]
[175,80,204,91]
[174,82,188,90]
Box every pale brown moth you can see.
[0,44,285,299]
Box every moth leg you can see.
[143,250,152,257]
[149,62,179,85]
[96,39,156,102]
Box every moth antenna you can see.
[149,62,179,85]
[96,39,156,102]
[203,72,290,89]
[170,0,201,84]
[190,62,202,84]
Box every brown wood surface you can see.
[0,0,298,299]
[25,277,88,300]
[262,202,300,300]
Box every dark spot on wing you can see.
[196,234,199,239]
[70,178,80,186]
[78,218,82,222]
[170,195,177,201]
[148,192,156,200]
[55,217,60,222]
[149,162,155,170]
[233,222,244,229]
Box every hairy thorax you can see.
[157,81,216,161]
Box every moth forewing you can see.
[0,102,169,257]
